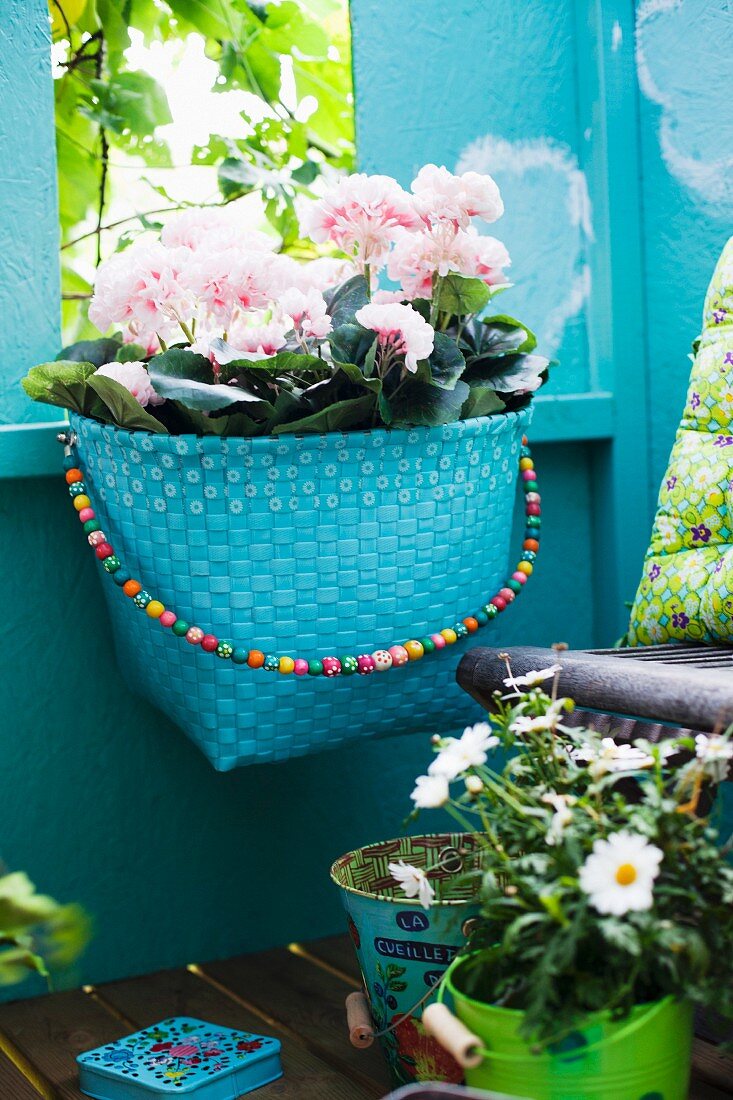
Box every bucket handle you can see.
[431,955,675,1067]
[58,431,541,676]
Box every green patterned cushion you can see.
[628,237,733,645]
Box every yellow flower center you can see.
[615,863,637,886]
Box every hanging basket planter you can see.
[63,405,536,769]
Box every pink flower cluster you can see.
[355,302,434,374]
[299,163,510,299]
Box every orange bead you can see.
[73,494,91,511]
[521,435,528,446]
[463,617,479,633]
[65,468,83,484]
[523,538,539,553]
[123,579,142,597]
[517,562,533,576]
[519,457,534,472]
[247,649,265,669]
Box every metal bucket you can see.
[331,834,482,1088]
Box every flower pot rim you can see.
[330,831,483,907]
[446,949,677,1023]
[69,404,532,452]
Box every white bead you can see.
[372,649,393,671]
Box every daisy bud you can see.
[465,775,484,796]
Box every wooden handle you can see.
[345,991,374,1048]
[422,1002,484,1068]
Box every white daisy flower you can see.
[388,860,435,910]
[511,700,570,736]
[579,831,663,915]
[504,664,562,691]
[572,737,654,779]
[428,722,499,780]
[542,791,575,846]
[410,773,450,808]
[695,733,733,782]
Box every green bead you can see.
[420,636,436,653]
[103,555,121,573]
[525,480,538,493]
[508,579,522,593]
[527,516,541,528]
[263,654,279,671]
[69,481,86,497]
[340,655,358,675]
[216,641,233,659]
[523,550,537,563]
[83,519,101,534]
[475,611,489,626]
[172,619,189,637]
[308,659,323,676]
[133,590,151,609]
[231,647,249,664]
[453,622,469,638]
[484,604,499,619]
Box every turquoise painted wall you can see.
[0,0,730,997]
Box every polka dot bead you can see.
[372,649,393,671]
[59,432,539,677]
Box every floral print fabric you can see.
[629,236,733,644]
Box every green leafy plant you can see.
[398,664,733,1044]
[0,868,90,987]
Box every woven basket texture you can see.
[70,407,531,770]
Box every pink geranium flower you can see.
[278,288,332,341]
[299,173,419,270]
[411,164,504,229]
[388,227,510,300]
[226,316,290,359]
[354,302,434,374]
[94,362,165,407]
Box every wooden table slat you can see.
[693,1036,733,1094]
[98,965,378,1100]
[0,1050,45,1098]
[0,989,128,1100]
[300,934,363,983]
[204,946,389,1096]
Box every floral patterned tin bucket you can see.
[330,833,482,1089]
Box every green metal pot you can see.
[443,953,693,1100]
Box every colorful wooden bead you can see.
[279,656,295,674]
[216,641,233,659]
[322,656,341,677]
[512,571,528,584]
[103,555,121,573]
[201,634,218,652]
[95,542,114,560]
[78,507,95,523]
[526,492,541,504]
[453,623,469,638]
[113,569,131,587]
[499,588,515,603]
[484,604,498,618]
[133,590,152,609]
[524,538,539,553]
[524,480,538,492]
[462,618,479,633]
[172,619,190,637]
[65,468,83,484]
[372,649,393,671]
[526,503,541,516]
[340,655,358,675]
[146,600,165,618]
[123,579,141,597]
[247,649,265,668]
[160,610,177,628]
[523,550,537,563]
[474,611,489,626]
[293,658,309,675]
[431,632,446,649]
[508,579,523,593]
[186,626,204,645]
[420,637,436,653]
[388,645,409,666]
[490,596,507,611]
[440,628,458,644]
[231,647,249,664]
[522,468,536,481]
[308,659,323,676]
[404,640,425,660]
[356,654,375,675]
[263,654,279,671]
[73,494,91,510]
[84,520,102,536]
[519,458,534,471]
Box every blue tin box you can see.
[77,1017,283,1099]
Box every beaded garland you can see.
[60,433,540,678]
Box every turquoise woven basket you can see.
[69,407,532,770]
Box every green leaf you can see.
[336,355,382,395]
[219,350,325,377]
[482,315,537,355]
[171,404,262,437]
[56,338,122,367]
[23,360,97,402]
[116,343,149,363]
[436,273,490,317]
[461,386,505,419]
[326,275,369,328]
[273,394,375,434]
[465,353,549,395]
[424,332,467,390]
[329,324,376,370]
[384,379,470,428]
[86,72,172,138]
[148,349,214,383]
[87,375,168,433]
[217,157,261,201]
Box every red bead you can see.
[499,587,516,603]
[525,492,541,504]
[95,542,114,560]
[490,596,507,611]
[526,503,541,516]
[201,634,218,652]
